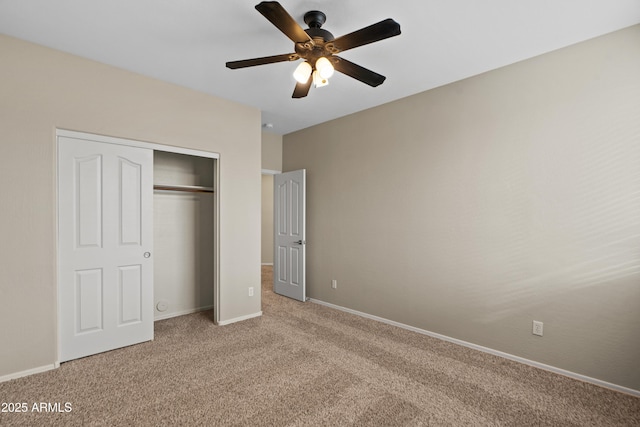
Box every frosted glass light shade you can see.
[293,61,312,83]
[316,57,334,79]
[313,70,329,88]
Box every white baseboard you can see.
[217,311,262,326]
[309,298,640,398]
[154,305,214,321]
[0,363,58,384]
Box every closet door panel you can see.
[119,265,142,325]
[75,268,103,333]
[119,157,143,246]
[75,155,103,249]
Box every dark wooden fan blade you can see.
[331,56,386,87]
[292,75,312,98]
[256,1,312,43]
[226,53,298,69]
[331,18,400,53]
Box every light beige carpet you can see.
[1,266,638,426]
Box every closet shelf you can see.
[153,184,214,194]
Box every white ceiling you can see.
[1,1,639,135]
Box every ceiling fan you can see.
[226,1,401,98]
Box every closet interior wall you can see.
[153,151,215,320]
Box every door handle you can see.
[293,240,305,245]
[144,252,151,258]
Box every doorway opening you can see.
[153,151,216,321]
[261,172,276,268]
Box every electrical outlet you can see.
[331,279,337,289]
[532,320,543,336]
[248,287,254,297]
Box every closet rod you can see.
[153,184,214,194]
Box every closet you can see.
[58,129,220,362]
[153,151,215,320]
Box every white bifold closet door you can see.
[58,136,154,362]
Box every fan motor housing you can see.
[304,10,325,28]
[303,10,334,41]
[305,27,334,41]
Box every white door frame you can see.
[55,129,221,364]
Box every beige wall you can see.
[283,25,640,391]
[261,132,283,172]
[0,35,262,379]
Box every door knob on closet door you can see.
[144,252,151,258]
[293,240,305,245]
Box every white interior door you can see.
[274,169,306,301]
[58,136,153,362]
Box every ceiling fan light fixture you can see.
[227,2,401,98]
[293,61,312,84]
[315,56,334,79]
